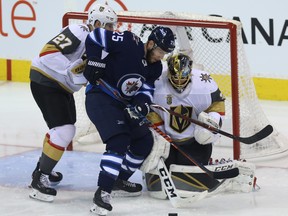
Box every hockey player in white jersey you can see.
[29,3,118,202]
[144,53,256,199]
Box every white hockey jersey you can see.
[151,65,225,142]
[30,24,90,93]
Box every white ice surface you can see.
[1,81,288,216]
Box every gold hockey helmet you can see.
[167,53,193,93]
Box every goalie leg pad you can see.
[144,170,167,200]
[145,163,224,199]
[204,159,256,193]
[169,164,230,197]
[229,160,256,193]
[140,128,170,173]
[168,160,256,196]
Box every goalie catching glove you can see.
[194,111,222,145]
[83,56,106,85]
[67,59,87,85]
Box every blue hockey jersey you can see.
[85,28,162,104]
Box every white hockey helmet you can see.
[87,3,117,28]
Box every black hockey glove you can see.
[134,102,150,117]
[125,102,150,120]
[83,56,106,85]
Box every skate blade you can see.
[111,190,141,197]
[90,204,109,215]
[29,189,55,202]
[28,180,60,187]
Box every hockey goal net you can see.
[63,11,288,160]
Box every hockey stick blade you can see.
[150,124,239,179]
[157,158,208,208]
[211,167,239,179]
[150,104,274,144]
[237,124,273,144]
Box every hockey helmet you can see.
[148,26,175,53]
[167,53,193,93]
[87,3,118,29]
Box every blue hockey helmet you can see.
[148,26,175,53]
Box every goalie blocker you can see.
[144,159,257,199]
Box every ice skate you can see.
[111,178,142,197]
[47,170,63,186]
[29,170,57,202]
[90,187,112,215]
[32,161,63,186]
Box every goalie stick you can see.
[97,78,239,179]
[150,124,239,179]
[150,104,273,144]
[157,157,208,208]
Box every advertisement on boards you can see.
[1,0,288,79]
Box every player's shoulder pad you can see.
[122,31,143,45]
[67,24,90,40]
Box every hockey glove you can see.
[67,59,87,85]
[83,56,106,85]
[194,111,222,145]
[125,103,150,121]
[135,102,150,117]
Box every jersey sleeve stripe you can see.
[88,28,107,48]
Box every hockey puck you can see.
[168,214,178,216]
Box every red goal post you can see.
[63,11,288,160]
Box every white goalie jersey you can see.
[150,65,225,142]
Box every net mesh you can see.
[64,11,288,159]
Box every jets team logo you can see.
[119,77,143,97]
[166,94,173,105]
[169,105,193,133]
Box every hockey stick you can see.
[97,78,238,179]
[157,157,208,208]
[150,104,273,144]
[150,124,239,179]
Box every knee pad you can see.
[49,124,76,148]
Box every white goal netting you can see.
[63,11,288,160]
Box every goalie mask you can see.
[167,53,193,93]
[87,3,118,29]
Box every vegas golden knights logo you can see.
[166,94,172,105]
[99,6,105,12]
[170,105,193,133]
